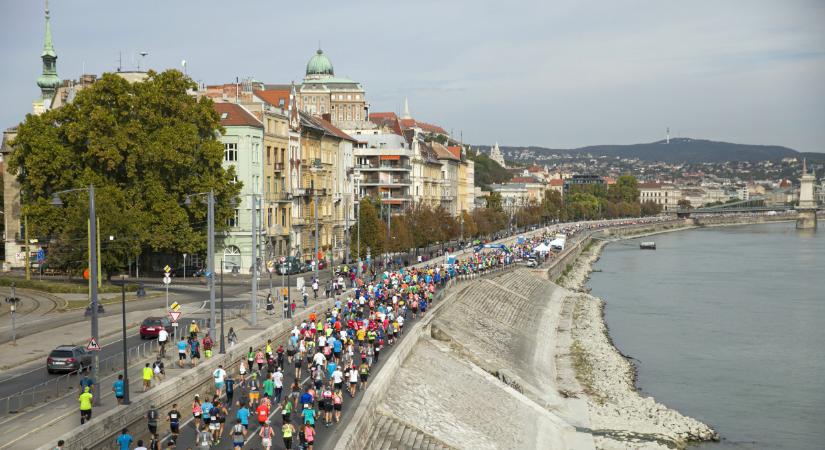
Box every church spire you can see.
[402,97,412,120]
[36,0,60,103]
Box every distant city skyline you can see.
[1,0,823,152]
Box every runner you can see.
[116,428,133,450]
[158,327,169,358]
[236,401,251,430]
[146,404,159,436]
[152,358,165,382]
[167,403,181,441]
[189,336,201,367]
[142,363,154,392]
[213,364,227,397]
[282,421,296,450]
[177,337,187,368]
[202,333,214,359]
[258,419,275,450]
[112,374,125,404]
[78,386,93,425]
[231,418,246,450]
[256,397,271,429]
[358,360,370,390]
[195,423,212,449]
[191,394,202,431]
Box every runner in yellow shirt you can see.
[142,362,154,392]
[78,386,93,424]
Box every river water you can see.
[587,222,825,450]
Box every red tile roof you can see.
[511,176,540,183]
[549,179,564,186]
[214,102,263,128]
[447,145,462,159]
[527,164,544,173]
[316,117,358,143]
[431,142,460,161]
[253,89,290,109]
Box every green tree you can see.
[677,199,693,210]
[486,192,504,212]
[350,197,384,259]
[9,70,240,277]
[641,200,663,216]
[608,175,640,203]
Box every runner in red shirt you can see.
[256,398,271,427]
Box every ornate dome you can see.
[305,48,334,79]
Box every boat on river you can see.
[640,242,656,250]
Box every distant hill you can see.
[476,138,821,164]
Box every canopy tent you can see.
[533,243,550,253]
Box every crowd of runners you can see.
[66,217,678,450]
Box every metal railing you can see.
[0,308,251,417]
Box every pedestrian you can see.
[135,439,147,450]
[158,326,169,358]
[273,366,284,403]
[228,327,237,348]
[148,434,160,450]
[177,336,187,368]
[147,404,159,436]
[152,358,165,382]
[266,293,274,316]
[78,372,94,395]
[188,320,200,339]
[113,374,125,404]
[312,279,319,299]
[225,373,235,405]
[53,440,65,450]
[304,422,315,450]
[259,419,275,450]
[302,288,309,308]
[167,403,181,440]
[78,386,93,424]
[189,335,201,367]
[142,363,154,392]
[236,401,250,430]
[116,428,133,450]
[192,395,203,431]
[202,333,214,359]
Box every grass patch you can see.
[0,277,138,294]
[571,340,606,405]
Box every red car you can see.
[139,317,172,339]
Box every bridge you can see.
[675,196,795,217]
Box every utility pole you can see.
[88,186,100,406]
[251,194,258,326]
[24,216,30,281]
[354,173,361,276]
[312,179,319,282]
[207,190,216,339]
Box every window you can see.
[267,146,271,165]
[224,143,238,162]
[228,209,240,227]
[281,209,286,226]
[267,208,273,227]
[266,176,271,193]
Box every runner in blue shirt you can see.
[177,338,187,368]
[236,404,250,429]
[112,375,125,404]
[116,428,133,450]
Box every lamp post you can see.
[184,190,216,338]
[116,276,142,405]
[5,283,21,345]
[219,258,225,354]
[51,185,100,405]
[250,194,259,327]
[353,171,362,276]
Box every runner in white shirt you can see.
[158,328,169,358]
[213,365,227,396]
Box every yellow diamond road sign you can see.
[170,302,181,312]
[163,265,172,273]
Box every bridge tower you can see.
[796,159,817,229]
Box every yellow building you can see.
[261,110,291,258]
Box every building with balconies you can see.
[353,133,413,215]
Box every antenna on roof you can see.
[118,51,122,72]
[666,127,670,144]
[138,52,148,71]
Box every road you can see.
[163,294,434,450]
[0,269,344,400]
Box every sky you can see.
[1,0,824,152]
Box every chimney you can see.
[322,113,332,122]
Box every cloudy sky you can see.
[2,0,824,152]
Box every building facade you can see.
[353,134,413,215]
[213,103,264,274]
[297,49,368,129]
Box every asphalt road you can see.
[0,269,345,399]
[160,297,432,450]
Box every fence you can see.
[0,306,249,417]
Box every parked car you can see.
[46,345,92,374]
[526,258,538,268]
[278,257,306,275]
[139,316,172,339]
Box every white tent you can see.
[533,243,550,253]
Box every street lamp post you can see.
[353,171,361,277]
[184,190,216,339]
[250,194,259,327]
[219,259,225,354]
[312,180,319,282]
[51,185,100,405]
[116,276,142,405]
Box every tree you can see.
[350,197,384,259]
[608,175,640,203]
[641,200,663,216]
[677,199,693,210]
[467,151,511,190]
[486,192,504,212]
[541,190,563,222]
[9,70,240,277]
[459,210,477,239]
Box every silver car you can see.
[46,345,92,374]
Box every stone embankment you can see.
[556,239,718,449]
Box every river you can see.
[587,222,825,450]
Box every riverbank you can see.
[557,237,718,449]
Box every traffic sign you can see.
[163,265,172,273]
[163,276,171,285]
[86,338,101,351]
[169,311,182,323]
[170,302,181,312]
[280,256,286,263]
[171,322,179,327]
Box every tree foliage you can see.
[467,151,511,190]
[8,70,240,277]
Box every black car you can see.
[170,265,204,277]
[46,345,92,374]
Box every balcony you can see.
[266,191,292,202]
[274,162,284,171]
[357,163,411,171]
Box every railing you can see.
[274,162,284,171]
[266,191,292,202]
[0,308,249,417]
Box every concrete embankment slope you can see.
[335,268,596,450]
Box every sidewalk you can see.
[0,287,333,450]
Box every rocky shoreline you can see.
[557,238,719,450]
